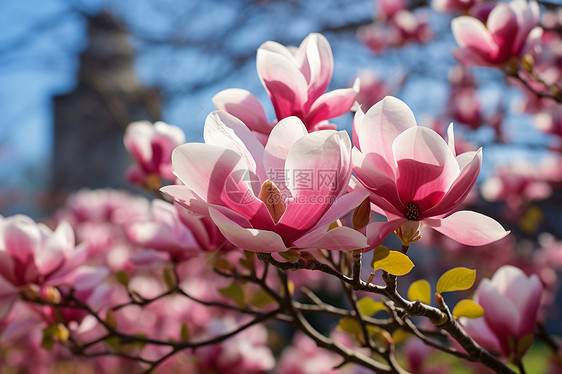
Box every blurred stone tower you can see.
[52,12,161,193]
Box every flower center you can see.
[258,180,286,223]
[405,202,420,221]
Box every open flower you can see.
[213,33,358,140]
[0,215,87,319]
[124,121,185,188]
[161,111,368,253]
[451,0,540,66]
[351,96,509,248]
[461,265,542,360]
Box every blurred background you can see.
[2,0,557,216]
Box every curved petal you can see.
[460,316,502,353]
[36,222,75,276]
[212,89,272,135]
[452,16,498,61]
[365,218,406,248]
[306,87,358,126]
[1,215,42,263]
[257,43,308,119]
[356,96,417,178]
[171,143,273,224]
[295,226,367,251]
[263,116,308,197]
[393,127,460,211]
[487,3,518,61]
[422,149,482,218]
[351,147,403,217]
[424,211,509,246]
[209,208,288,253]
[204,111,266,181]
[477,279,519,355]
[297,33,333,104]
[280,131,351,232]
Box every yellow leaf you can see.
[337,317,363,345]
[436,267,476,294]
[391,329,411,344]
[408,280,431,304]
[452,299,484,319]
[357,297,386,317]
[370,246,414,276]
[180,322,190,341]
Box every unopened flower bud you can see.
[353,197,371,229]
[42,286,61,304]
[21,284,41,301]
[395,221,422,246]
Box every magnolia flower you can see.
[127,200,215,263]
[162,111,368,253]
[351,96,509,247]
[0,215,87,319]
[214,33,358,139]
[124,121,186,187]
[452,0,540,66]
[461,265,542,359]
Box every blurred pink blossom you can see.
[0,215,87,319]
[124,121,185,187]
[452,0,540,66]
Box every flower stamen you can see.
[405,202,420,220]
[258,180,286,223]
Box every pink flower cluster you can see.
[358,0,432,54]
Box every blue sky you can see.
[0,0,552,215]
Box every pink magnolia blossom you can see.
[127,200,205,263]
[256,33,357,131]
[351,96,509,248]
[461,265,542,359]
[0,215,87,319]
[213,34,358,140]
[124,121,186,187]
[452,0,540,66]
[162,110,368,253]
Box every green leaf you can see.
[180,322,190,341]
[239,251,255,270]
[436,267,476,294]
[105,310,117,329]
[370,246,415,276]
[516,334,534,356]
[163,268,176,291]
[452,299,484,319]
[116,270,129,288]
[218,282,246,307]
[250,289,276,308]
[408,280,431,305]
[357,297,386,317]
[212,256,235,271]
